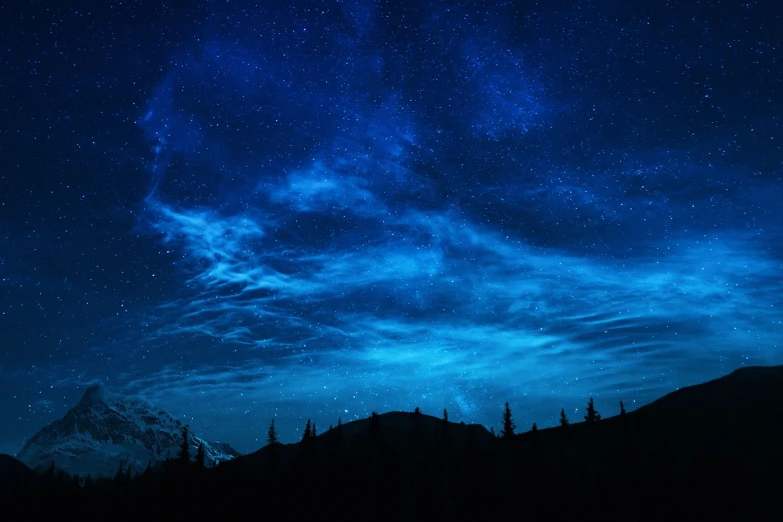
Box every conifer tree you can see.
[443,408,448,422]
[114,460,125,482]
[267,418,279,446]
[178,425,190,466]
[531,422,538,432]
[196,441,206,469]
[414,406,421,416]
[584,397,601,423]
[620,401,626,416]
[302,419,312,442]
[312,422,317,437]
[501,402,515,438]
[560,408,570,427]
[329,424,333,431]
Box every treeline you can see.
[273,396,624,445]
[2,397,778,520]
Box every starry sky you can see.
[1,0,781,455]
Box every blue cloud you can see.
[16,0,779,453]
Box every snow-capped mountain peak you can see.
[17,385,238,478]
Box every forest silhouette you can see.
[2,365,782,520]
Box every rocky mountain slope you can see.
[16,385,238,478]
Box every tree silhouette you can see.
[414,406,421,416]
[560,408,570,427]
[501,402,515,438]
[370,411,380,435]
[267,418,279,446]
[584,397,601,423]
[114,460,125,482]
[531,422,538,432]
[490,426,496,437]
[196,441,206,470]
[302,419,312,442]
[312,422,318,437]
[178,425,190,465]
[443,408,449,422]
[620,401,626,416]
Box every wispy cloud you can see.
[54,3,781,451]
[112,179,783,450]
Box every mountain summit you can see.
[17,385,238,478]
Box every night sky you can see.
[1,0,781,455]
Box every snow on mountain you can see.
[16,385,239,478]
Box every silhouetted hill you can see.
[503,365,783,519]
[219,410,494,478]
[3,366,782,521]
[0,454,38,486]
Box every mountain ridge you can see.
[2,365,782,519]
[16,385,239,478]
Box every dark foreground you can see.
[3,366,783,520]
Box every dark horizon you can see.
[6,364,783,520]
[1,0,781,455]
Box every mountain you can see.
[5,366,783,520]
[0,454,39,487]
[16,385,239,478]
[219,410,495,478]
[639,365,783,413]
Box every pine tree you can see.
[370,411,380,434]
[329,424,333,431]
[267,418,279,446]
[531,422,538,432]
[196,441,206,469]
[114,460,125,482]
[414,406,421,416]
[501,402,515,438]
[620,401,626,416]
[443,408,449,422]
[178,425,190,465]
[584,397,601,423]
[560,408,570,427]
[302,419,312,442]
[312,422,317,437]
